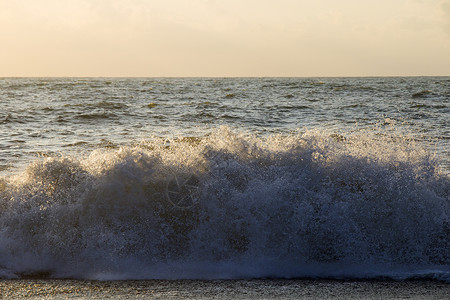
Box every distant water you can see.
[0,77,449,281]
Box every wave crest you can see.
[0,127,448,280]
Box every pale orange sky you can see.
[1,0,449,77]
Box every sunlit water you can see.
[1,77,448,174]
[0,77,449,284]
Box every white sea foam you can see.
[0,127,448,280]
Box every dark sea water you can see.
[0,78,449,296]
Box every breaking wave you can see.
[0,127,448,280]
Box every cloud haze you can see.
[442,0,450,36]
[0,0,449,76]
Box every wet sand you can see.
[1,279,449,299]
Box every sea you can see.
[0,77,449,298]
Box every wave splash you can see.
[0,127,448,280]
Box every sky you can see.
[1,0,449,77]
